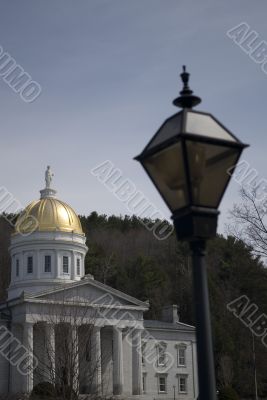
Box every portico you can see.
[2,276,147,397]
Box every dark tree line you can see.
[80,212,267,398]
[0,211,267,397]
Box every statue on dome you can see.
[45,166,54,188]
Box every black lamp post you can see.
[135,66,248,400]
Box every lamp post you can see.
[134,66,248,400]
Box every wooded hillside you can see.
[1,212,267,397]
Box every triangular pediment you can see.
[28,278,149,310]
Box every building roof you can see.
[144,319,195,331]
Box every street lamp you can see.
[135,66,248,400]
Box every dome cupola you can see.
[15,166,83,235]
[8,167,88,300]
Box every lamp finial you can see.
[173,66,201,109]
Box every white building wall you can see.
[142,329,197,400]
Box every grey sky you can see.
[0,0,266,233]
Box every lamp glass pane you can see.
[186,112,237,142]
[185,140,241,208]
[143,142,188,212]
[146,113,182,151]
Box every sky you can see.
[0,0,266,233]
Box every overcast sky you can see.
[0,0,266,233]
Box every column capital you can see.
[133,325,144,331]
[113,325,123,331]
[24,321,34,328]
[92,325,102,332]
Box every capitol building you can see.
[0,168,198,399]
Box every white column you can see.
[56,252,61,278]
[91,326,102,395]
[113,327,123,395]
[44,323,56,383]
[81,254,85,277]
[36,250,41,279]
[71,251,75,280]
[70,324,79,392]
[54,250,58,279]
[132,329,142,395]
[22,322,34,393]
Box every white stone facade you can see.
[0,175,198,399]
[0,281,198,399]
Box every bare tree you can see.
[32,288,107,400]
[229,187,267,258]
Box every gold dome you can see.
[15,197,84,235]
[15,167,84,235]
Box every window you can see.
[158,376,167,393]
[178,376,187,393]
[27,256,33,274]
[142,374,146,393]
[158,343,166,366]
[16,259,19,277]
[178,346,186,366]
[63,256,69,274]
[76,258,81,275]
[44,255,51,273]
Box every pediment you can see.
[30,279,149,310]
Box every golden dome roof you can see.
[15,167,84,235]
[15,198,83,235]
